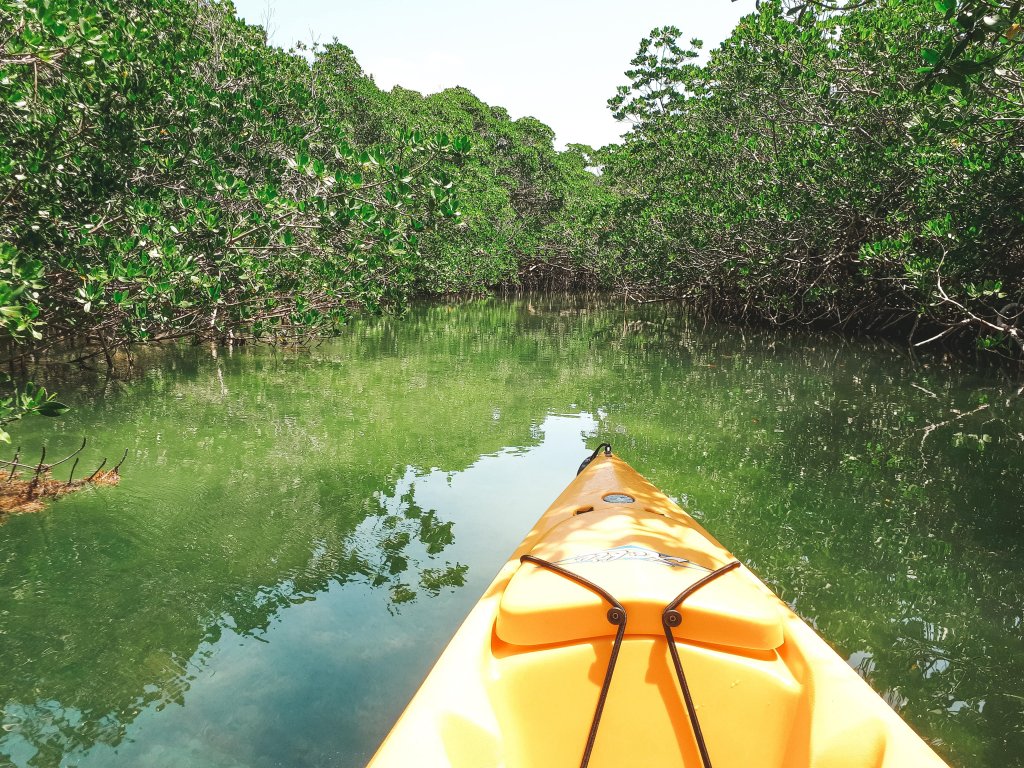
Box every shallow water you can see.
[0,296,1021,767]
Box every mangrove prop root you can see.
[0,442,126,517]
[86,458,107,483]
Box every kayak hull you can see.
[368,453,948,768]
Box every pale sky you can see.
[232,0,757,149]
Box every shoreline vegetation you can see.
[1,0,1022,455]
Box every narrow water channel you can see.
[1,296,1021,767]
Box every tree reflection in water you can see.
[0,296,1020,767]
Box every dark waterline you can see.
[1,297,1021,767]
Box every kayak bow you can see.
[368,448,949,768]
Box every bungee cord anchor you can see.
[519,553,741,768]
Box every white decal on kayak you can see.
[555,545,705,570]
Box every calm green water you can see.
[0,296,1022,768]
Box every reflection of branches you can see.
[367,478,467,610]
[910,382,940,400]
[918,403,991,450]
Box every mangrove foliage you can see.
[2,0,1024,442]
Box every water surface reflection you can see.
[0,297,1020,767]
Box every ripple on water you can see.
[0,298,1021,768]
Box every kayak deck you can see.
[368,452,948,768]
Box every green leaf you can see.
[37,401,70,417]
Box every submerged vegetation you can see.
[0,298,1021,766]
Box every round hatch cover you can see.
[603,493,635,504]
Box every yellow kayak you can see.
[368,446,949,768]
